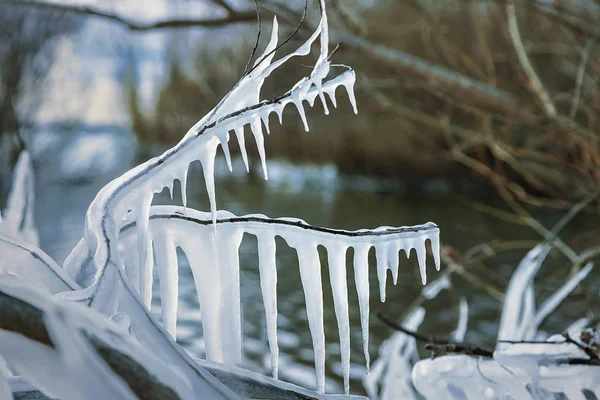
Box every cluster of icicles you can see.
[49,1,442,395]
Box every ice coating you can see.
[115,206,440,392]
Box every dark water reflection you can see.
[34,155,597,395]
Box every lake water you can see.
[33,151,595,395]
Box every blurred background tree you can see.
[0,5,76,201]
[126,0,600,209]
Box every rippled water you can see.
[34,153,595,395]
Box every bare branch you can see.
[211,0,236,15]
[570,36,599,118]
[0,0,259,31]
[376,312,449,345]
[243,0,261,76]
[506,0,556,118]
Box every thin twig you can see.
[376,312,449,344]
[563,332,600,360]
[245,0,308,77]
[243,0,261,76]
[506,0,556,117]
[571,35,599,119]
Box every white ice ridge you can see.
[113,206,440,394]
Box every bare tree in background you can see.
[3,0,600,210]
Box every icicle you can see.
[388,242,400,285]
[353,244,371,373]
[256,232,279,378]
[154,230,179,339]
[233,127,249,173]
[183,228,225,363]
[215,228,244,365]
[250,118,268,180]
[376,243,390,302]
[275,107,284,125]
[218,135,233,172]
[180,166,189,213]
[294,241,325,392]
[343,74,358,115]
[260,110,271,135]
[325,87,338,108]
[429,231,441,271]
[415,238,428,285]
[293,100,310,132]
[326,242,350,394]
[313,80,330,116]
[200,145,218,227]
[135,192,153,309]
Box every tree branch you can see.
[0,0,259,31]
[211,0,236,15]
[506,0,556,118]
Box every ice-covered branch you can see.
[0,277,370,400]
[44,1,442,395]
[108,206,439,393]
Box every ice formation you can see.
[411,244,598,399]
[43,0,441,395]
[0,1,443,397]
[114,206,440,393]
